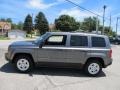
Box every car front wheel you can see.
[14,55,34,72]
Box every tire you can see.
[14,55,34,73]
[84,60,102,77]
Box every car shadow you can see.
[0,62,106,78]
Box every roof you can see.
[0,21,11,30]
[46,32,107,37]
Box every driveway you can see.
[0,40,120,90]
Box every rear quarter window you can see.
[91,37,106,47]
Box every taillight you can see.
[109,49,112,58]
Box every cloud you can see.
[26,0,58,9]
[26,0,83,10]
[59,7,102,21]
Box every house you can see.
[0,21,11,35]
[8,30,26,39]
[49,24,55,31]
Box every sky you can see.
[0,0,120,33]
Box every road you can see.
[0,40,120,90]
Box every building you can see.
[8,30,26,39]
[0,21,11,35]
[49,24,55,31]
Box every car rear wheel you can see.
[84,60,102,76]
[14,55,34,72]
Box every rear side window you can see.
[70,35,88,47]
[91,37,106,47]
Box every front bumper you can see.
[5,53,10,61]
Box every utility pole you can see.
[109,14,111,33]
[32,13,33,28]
[31,13,33,38]
[96,15,99,34]
[102,5,107,35]
[116,17,120,36]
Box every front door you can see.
[37,35,68,65]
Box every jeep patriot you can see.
[5,32,112,76]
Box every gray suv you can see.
[5,32,112,76]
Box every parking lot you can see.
[0,40,120,90]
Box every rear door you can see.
[67,35,89,64]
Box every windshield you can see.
[34,33,48,44]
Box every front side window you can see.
[70,35,88,47]
[45,35,67,46]
[92,37,106,47]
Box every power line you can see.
[65,0,101,17]
[65,0,110,21]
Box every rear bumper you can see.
[104,58,113,68]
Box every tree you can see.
[80,17,100,32]
[0,18,6,22]
[35,12,49,35]
[23,14,33,34]
[55,15,79,32]
[11,23,18,29]
[17,22,23,30]
[0,18,12,23]
[6,18,12,23]
[99,25,115,36]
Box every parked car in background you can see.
[109,35,120,45]
[5,32,112,76]
[109,36,115,44]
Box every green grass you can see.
[0,36,9,40]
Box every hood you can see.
[11,41,36,47]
